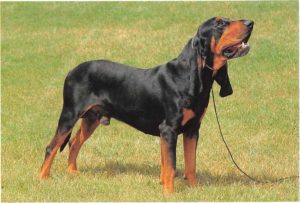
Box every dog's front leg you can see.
[183,131,199,187]
[159,120,178,194]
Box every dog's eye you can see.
[216,21,227,28]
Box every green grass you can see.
[1,1,298,201]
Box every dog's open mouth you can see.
[222,36,251,59]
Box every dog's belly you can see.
[114,114,162,136]
[110,103,164,136]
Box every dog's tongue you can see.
[233,42,244,48]
[232,42,248,50]
[233,43,242,48]
[230,42,250,59]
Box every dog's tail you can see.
[60,132,71,152]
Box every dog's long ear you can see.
[189,34,211,96]
[192,36,200,49]
[189,33,213,95]
[189,52,203,96]
[199,36,211,58]
[186,37,203,97]
[214,63,233,97]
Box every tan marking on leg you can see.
[160,142,165,185]
[40,147,59,179]
[40,130,71,179]
[160,135,176,194]
[67,118,100,173]
[183,133,198,187]
[67,129,81,173]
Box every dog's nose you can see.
[243,20,254,29]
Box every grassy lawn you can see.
[1,1,298,201]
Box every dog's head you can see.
[193,17,253,70]
[192,17,254,97]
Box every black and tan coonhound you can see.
[40,17,253,194]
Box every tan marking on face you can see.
[215,17,223,23]
[211,20,248,71]
[210,36,227,71]
[216,21,248,54]
[213,55,227,73]
[210,36,216,53]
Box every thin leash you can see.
[211,87,299,183]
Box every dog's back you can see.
[65,60,166,135]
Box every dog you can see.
[40,17,253,194]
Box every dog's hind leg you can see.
[67,106,102,173]
[40,106,79,179]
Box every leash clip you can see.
[204,62,214,70]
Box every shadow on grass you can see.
[196,170,255,186]
[196,171,298,186]
[81,161,159,177]
[81,161,259,186]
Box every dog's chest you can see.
[181,94,210,128]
